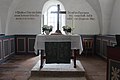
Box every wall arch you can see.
[85,0,102,34]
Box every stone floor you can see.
[0,54,106,80]
[79,56,107,80]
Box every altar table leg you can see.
[36,50,39,56]
[40,50,44,69]
[74,49,79,68]
[74,49,76,68]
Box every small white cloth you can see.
[34,34,83,54]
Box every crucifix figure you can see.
[51,4,66,34]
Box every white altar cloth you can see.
[34,34,83,54]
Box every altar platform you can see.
[29,60,87,80]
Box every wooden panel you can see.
[110,41,116,47]
[96,35,116,59]
[15,35,36,54]
[10,38,15,54]
[3,39,9,58]
[102,39,108,58]
[83,38,94,55]
[45,42,71,63]
[17,38,26,53]
[0,40,2,60]
[107,47,120,80]
[108,59,120,80]
[28,38,35,53]
[0,35,15,63]
[96,39,101,54]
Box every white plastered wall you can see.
[0,16,2,34]
[99,0,115,35]
[109,0,120,35]
[5,0,100,35]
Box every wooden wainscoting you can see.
[95,35,116,59]
[15,35,36,54]
[0,39,2,62]
[0,35,15,63]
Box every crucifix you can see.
[51,4,66,33]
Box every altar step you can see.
[29,76,87,80]
[30,60,86,78]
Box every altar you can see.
[34,34,83,68]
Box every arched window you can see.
[42,2,66,34]
[44,5,57,33]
